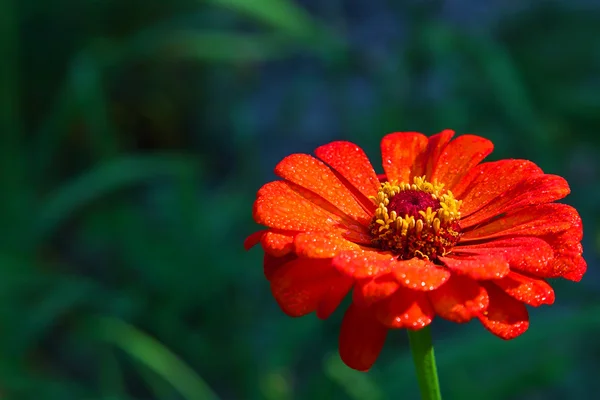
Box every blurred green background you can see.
[2,0,600,399]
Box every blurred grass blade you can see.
[99,348,127,399]
[460,33,547,147]
[71,51,119,160]
[33,154,197,243]
[85,316,221,400]
[135,358,181,400]
[33,78,78,187]
[324,354,385,400]
[125,31,296,62]
[207,0,318,38]
[14,277,99,356]
[0,0,30,247]
[33,30,288,190]
[0,0,17,137]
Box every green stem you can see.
[407,326,442,400]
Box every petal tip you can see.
[339,304,388,371]
[244,230,266,251]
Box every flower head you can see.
[245,130,586,371]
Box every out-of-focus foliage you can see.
[1,0,599,399]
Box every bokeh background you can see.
[3,0,600,399]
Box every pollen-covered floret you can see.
[369,176,463,260]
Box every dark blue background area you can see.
[2,0,599,399]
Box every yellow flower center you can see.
[369,176,463,260]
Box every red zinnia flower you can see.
[245,130,586,371]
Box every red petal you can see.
[341,229,373,244]
[463,204,581,240]
[270,258,343,317]
[244,230,266,250]
[275,153,372,224]
[429,275,488,323]
[264,253,297,281]
[353,275,400,307]
[294,232,363,258]
[563,256,587,282]
[431,134,493,191]
[392,257,450,291]
[374,287,434,329]
[334,251,450,290]
[314,141,381,199]
[460,174,571,229]
[380,132,428,183]
[492,272,555,307]
[419,129,455,178]
[440,253,509,280]
[455,237,554,277]
[542,228,586,281]
[463,204,586,281]
[453,160,544,217]
[253,181,350,232]
[261,230,295,256]
[333,250,395,278]
[317,276,353,319]
[339,303,388,371]
[478,282,529,339]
